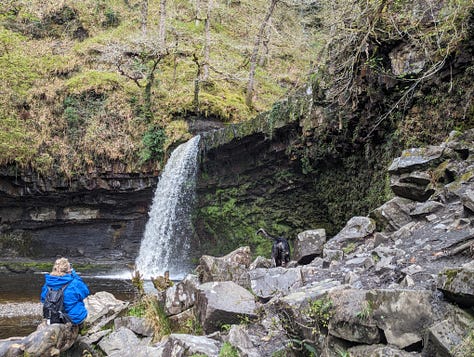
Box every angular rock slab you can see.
[98,326,150,356]
[293,229,326,264]
[196,246,252,289]
[85,291,128,325]
[327,289,381,344]
[388,146,445,174]
[423,308,474,357]
[269,280,343,344]
[390,171,435,202]
[367,289,434,349]
[437,266,474,307]
[114,316,155,337]
[0,323,78,357]
[249,267,304,300]
[348,343,418,356]
[196,281,256,334]
[370,197,416,232]
[164,274,199,316]
[158,334,222,357]
[324,217,376,251]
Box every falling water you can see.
[135,135,200,280]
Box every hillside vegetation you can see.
[0,0,317,176]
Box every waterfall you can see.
[135,135,200,280]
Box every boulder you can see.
[195,281,257,334]
[388,146,445,175]
[270,280,343,343]
[324,216,376,251]
[164,274,199,316]
[368,289,435,349]
[227,325,261,357]
[410,200,445,217]
[370,197,416,231]
[249,267,304,300]
[328,289,381,344]
[158,333,222,357]
[1,322,79,357]
[196,246,252,289]
[348,344,418,356]
[168,308,196,332]
[390,171,435,202]
[423,307,474,357]
[84,291,129,334]
[114,316,155,337]
[249,256,273,269]
[437,266,474,307]
[293,229,326,264]
[98,327,155,357]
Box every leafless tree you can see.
[159,0,167,51]
[141,0,148,35]
[203,0,213,81]
[246,0,278,108]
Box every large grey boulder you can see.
[195,281,257,334]
[369,289,434,349]
[293,229,326,264]
[270,280,343,345]
[98,327,158,357]
[324,216,376,252]
[371,197,416,231]
[348,344,419,356]
[227,325,262,357]
[388,146,445,175]
[437,265,474,307]
[84,291,129,334]
[164,274,199,316]
[98,327,146,355]
[196,246,252,289]
[423,307,474,357]
[249,267,304,300]
[328,289,381,344]
[390,171,435,202]
[114,316,155,337]
[0,323,79,357]
[157,333,222,357]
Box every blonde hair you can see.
[51,257,72,276]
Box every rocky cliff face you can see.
[0,167,157,269]
[3,130,473,357]
[194,95,394,257]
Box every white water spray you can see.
[135,135,200,280]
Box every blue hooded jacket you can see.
[40,269,90,325]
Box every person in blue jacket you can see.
[41,257,90,325]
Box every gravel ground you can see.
[0,302,42,318]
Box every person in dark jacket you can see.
[40,257,90,325]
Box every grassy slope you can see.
[0,0,316,176]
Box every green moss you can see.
[219,342,239,357]
[440,268,459,287]
[65,70,124,94]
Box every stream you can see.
[0,272,135,339]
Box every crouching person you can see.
[41,257,90,327]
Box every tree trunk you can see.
[195,0,201,26]
[141,0,148,35]
[245,0,278,108]
[203,0,213,81]
[159,0,167,51]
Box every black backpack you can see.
[43,282,71,324]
